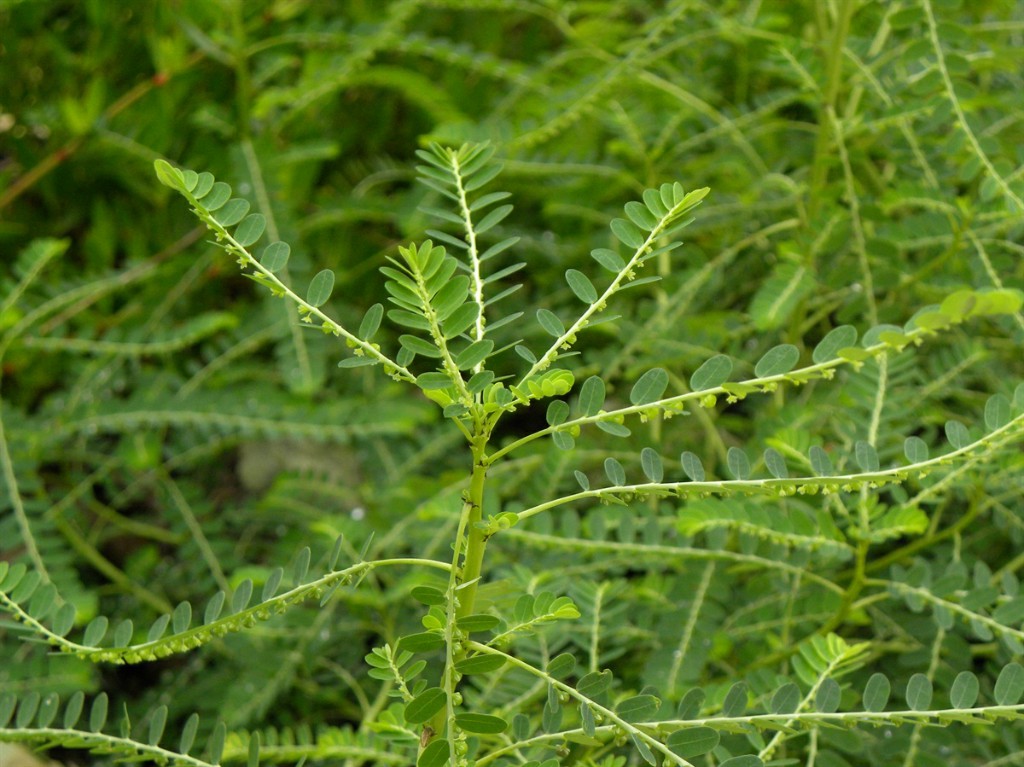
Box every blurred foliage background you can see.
[1,1,1023,765]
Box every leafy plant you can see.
[2,3,1023,767]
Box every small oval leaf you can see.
[307,269,336,307]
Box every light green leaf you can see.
[260,242,290,273]
[809,445,832,476]
[690,354,732,391]
[994,663,1024,705]
[863,673,890,712]
[905,674,932,710]
[764,448,788,479]
[680,451,705,482]
[307,269,335,307]
[610,218,645,248]
[604,457,626,486]
[816,678,841,713]
[591,248,625,272]
[754,344,800,377]
[640,448,663,483]
[855,441,879,472]
[154,159,185,190]
[749,262,813,330]
[984,394,1011,430]
[565,269,598,303]
[630,367,669,405]
[727,447,750,480]
[203,182,232,211]
[234,214,266,246]
[944,420,970,449]
[904,436,929,463]
[475,203,513,234]
[537,308,565,337]
[578,376,606,416]
[216,199,250,227]
[950,671,979,709]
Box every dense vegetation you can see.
[2,2,1023,766]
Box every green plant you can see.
[2,3,1024,767]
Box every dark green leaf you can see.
[411,586,446,606]
[546,400,569,427]
[64,691,84,729]
[417,372,454,390]
[405,688,447,724]
[630,732,656,766]
[457,614,500,632]
[667,726,719,758]
[719,757,764,767]
[398,632,445,653]
[455,654,507,674]
[180,713,200,754]
[90,693,109,732]
[455,713,508,734]
[722,681,748,716]
[207,722,226,764]
[148,705,167,745]
[770,683,800,714]
[37,692,59,728]
[417,739,450,767]
[616,694,659,722]
[16,692,40,728]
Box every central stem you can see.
[457,443,490,619]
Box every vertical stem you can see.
[806,0,858,227]
[456,442,490,620]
